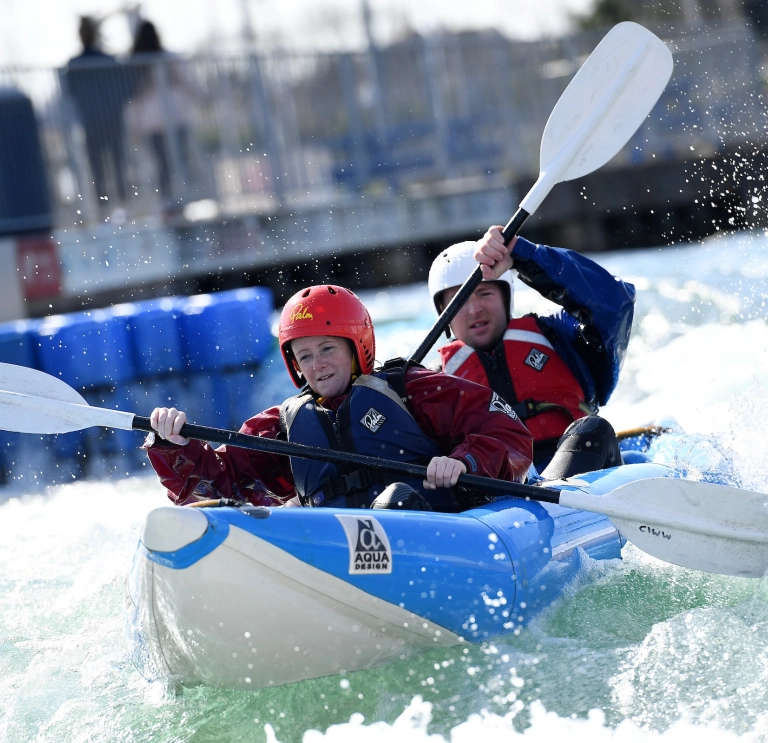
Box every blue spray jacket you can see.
[511,237,636,408]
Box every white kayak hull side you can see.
[126,517,461,690]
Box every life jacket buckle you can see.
[298,491,327,507]
[328,468,382,498]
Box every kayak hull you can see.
[126,462,673,690]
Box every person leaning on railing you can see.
[125,19,197,212]
[63,16,131,204]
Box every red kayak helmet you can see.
[279,285,376,387]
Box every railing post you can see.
[247,53,284,203]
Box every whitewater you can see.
[2,229,768,742]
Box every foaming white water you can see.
[0,478,163,742]
[0,479,157,634]
[608,321,768,430]
[287,695,743,742]
[600,231,768,488]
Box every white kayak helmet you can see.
[428,240,515,317]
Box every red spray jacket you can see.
[145,366,533,506]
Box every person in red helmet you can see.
[145,284,532,511]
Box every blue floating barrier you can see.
[51,430,85,461]
[0,430,20,483]
[35,315,82,387]
[0,318,37,368]
[125,298,184,378]
[248,349,296,412]
[112,383,149,455]
[233,287,274,365]
[36,308,137,389]
[103,305,139,384]
[2,286,274,485]
[223,370,259,430]
[179,294,218,372]
[83,386,145,469]
[82,389,116,456]
[132,376,185,414]
[180,287,273,372]
[176,373,229,430]
[129,378,185,467]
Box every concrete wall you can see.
[34,178,515,314]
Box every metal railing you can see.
[0,22,765,232]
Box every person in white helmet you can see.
[428,225,636,476]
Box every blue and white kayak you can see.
[125,462,674,690]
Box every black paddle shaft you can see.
[132,415,561,503]
[407,206,530,366]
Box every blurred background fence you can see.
[1,21,764,233]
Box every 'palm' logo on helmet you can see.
[290,304,314,321]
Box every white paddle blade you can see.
[0,390,136,434]
[0,362,87,404]
[521,22,673,214]
[0,363,135,435]
[562,478,768,579]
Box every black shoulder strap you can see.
[475,344,519,407]
[376,357,424,409]
[378,356,422,373]
[279,384,314,437]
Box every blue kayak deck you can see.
[139,463,673,643]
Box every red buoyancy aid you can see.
[439,316,592,445]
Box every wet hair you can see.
[79,16,99,49]
[132,20,163,54]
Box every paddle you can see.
[617,424,672,441]
[2,362,767,579]
[408,22,674,364]
[0,363,550,501]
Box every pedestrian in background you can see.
[126,20,196,215]
[63,16,130,206]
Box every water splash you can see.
[4,235,768,741]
